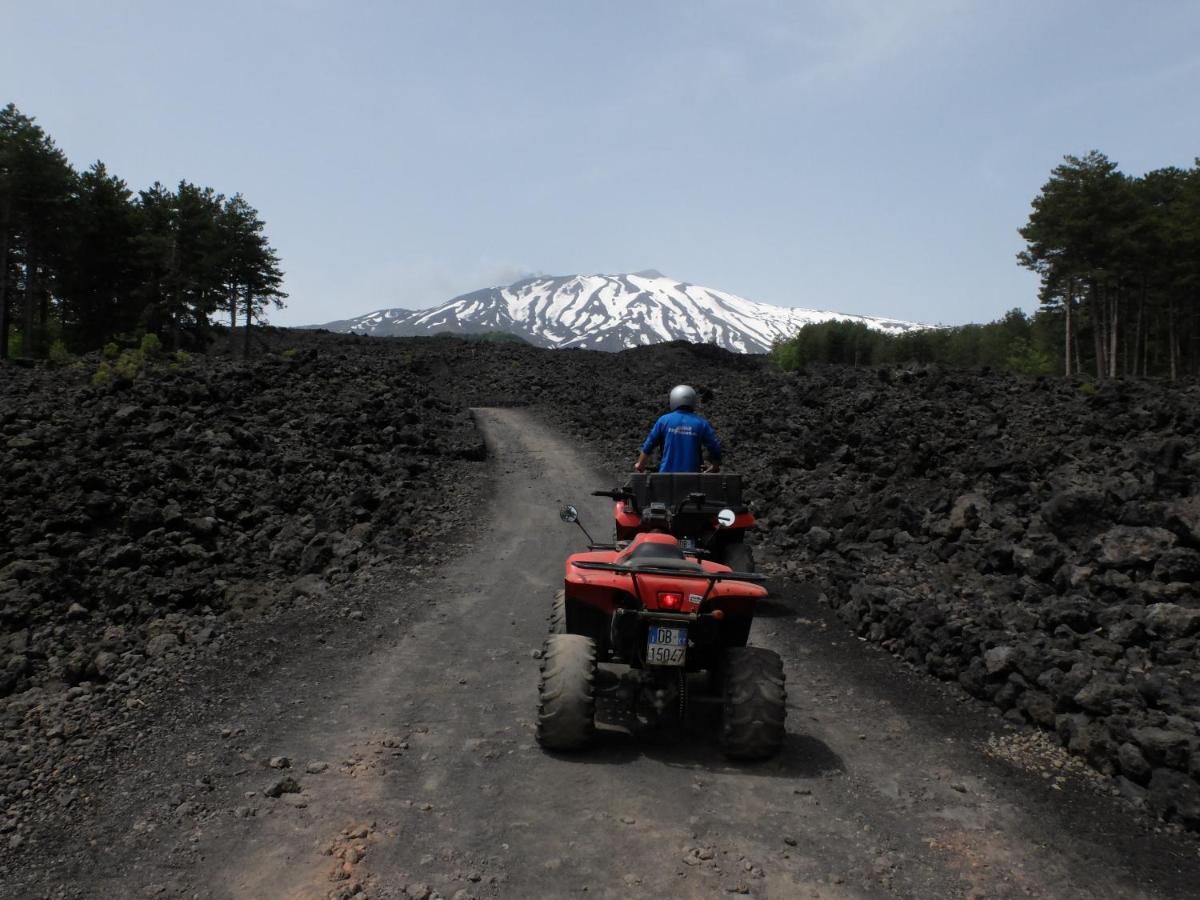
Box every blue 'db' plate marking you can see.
[648,626,687,646]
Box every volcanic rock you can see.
[1144,604,1200,639]
[1091,526,1176,568]
[1133,727,1195,769]
[145,634,180,658]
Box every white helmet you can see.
[669,384,697,410]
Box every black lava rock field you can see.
[0,336,486,836]
[3,330,1200,841]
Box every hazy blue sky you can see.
[5,1,1199,326]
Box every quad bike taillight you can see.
[657,591,683,610]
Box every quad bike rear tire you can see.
[536,634,597,751]
[548,590,567,634]
[721,542,755,573]
[720,646,786,760]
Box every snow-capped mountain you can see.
[314,271,925,353]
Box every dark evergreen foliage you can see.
[0,104,286,359]
[775,151,1200,379]
[771,310,1058,374]
[1018,151,1200,379]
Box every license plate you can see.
[646,625,688,666]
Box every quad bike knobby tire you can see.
[720,542,755,574]
[548,590,567,635]
[720,646,786,760]
[536,634,597,751]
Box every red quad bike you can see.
[536,475,786,760]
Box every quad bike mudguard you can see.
[562,532,766,672]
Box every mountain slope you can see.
[315,272,926,353]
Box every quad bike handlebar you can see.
[591,488,634,500]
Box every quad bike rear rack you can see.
[570,561,764,581]
[570,560,765,606]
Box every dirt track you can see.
[10,408,1200,899]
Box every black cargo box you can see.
[625,473,744,511]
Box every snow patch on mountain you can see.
[314,273,927,353]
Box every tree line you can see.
[775,151,1200,380]
[0,103,285,361]
[770,311,1057,374]
[1019,151,1200,380]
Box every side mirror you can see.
[559,503,596,545]
[716,508,736,528]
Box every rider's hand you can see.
[703,462,720,473]
[634,460,646,472]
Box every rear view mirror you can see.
[559,503,597,545]
[716,508,736,528]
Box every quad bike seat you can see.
[616,537,705,572]
[625,473,745,513]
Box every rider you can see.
[634,385,722,473]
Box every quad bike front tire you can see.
[720,541,755,573]
[548,590,567,634]
[720,646,786,760]
[536,634,597,751]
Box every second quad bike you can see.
[592,472,757,572]
[535,489,786,760]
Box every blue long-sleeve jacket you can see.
[641,410,722,473]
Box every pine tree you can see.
[1018,151,1139,378]
[132,181,177,341]
[0,104,76,359]
[171,180,226,347]
[58,162,142,350]
[0,105,287,357]
[215,194,286,357]
[0,110,11,359]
